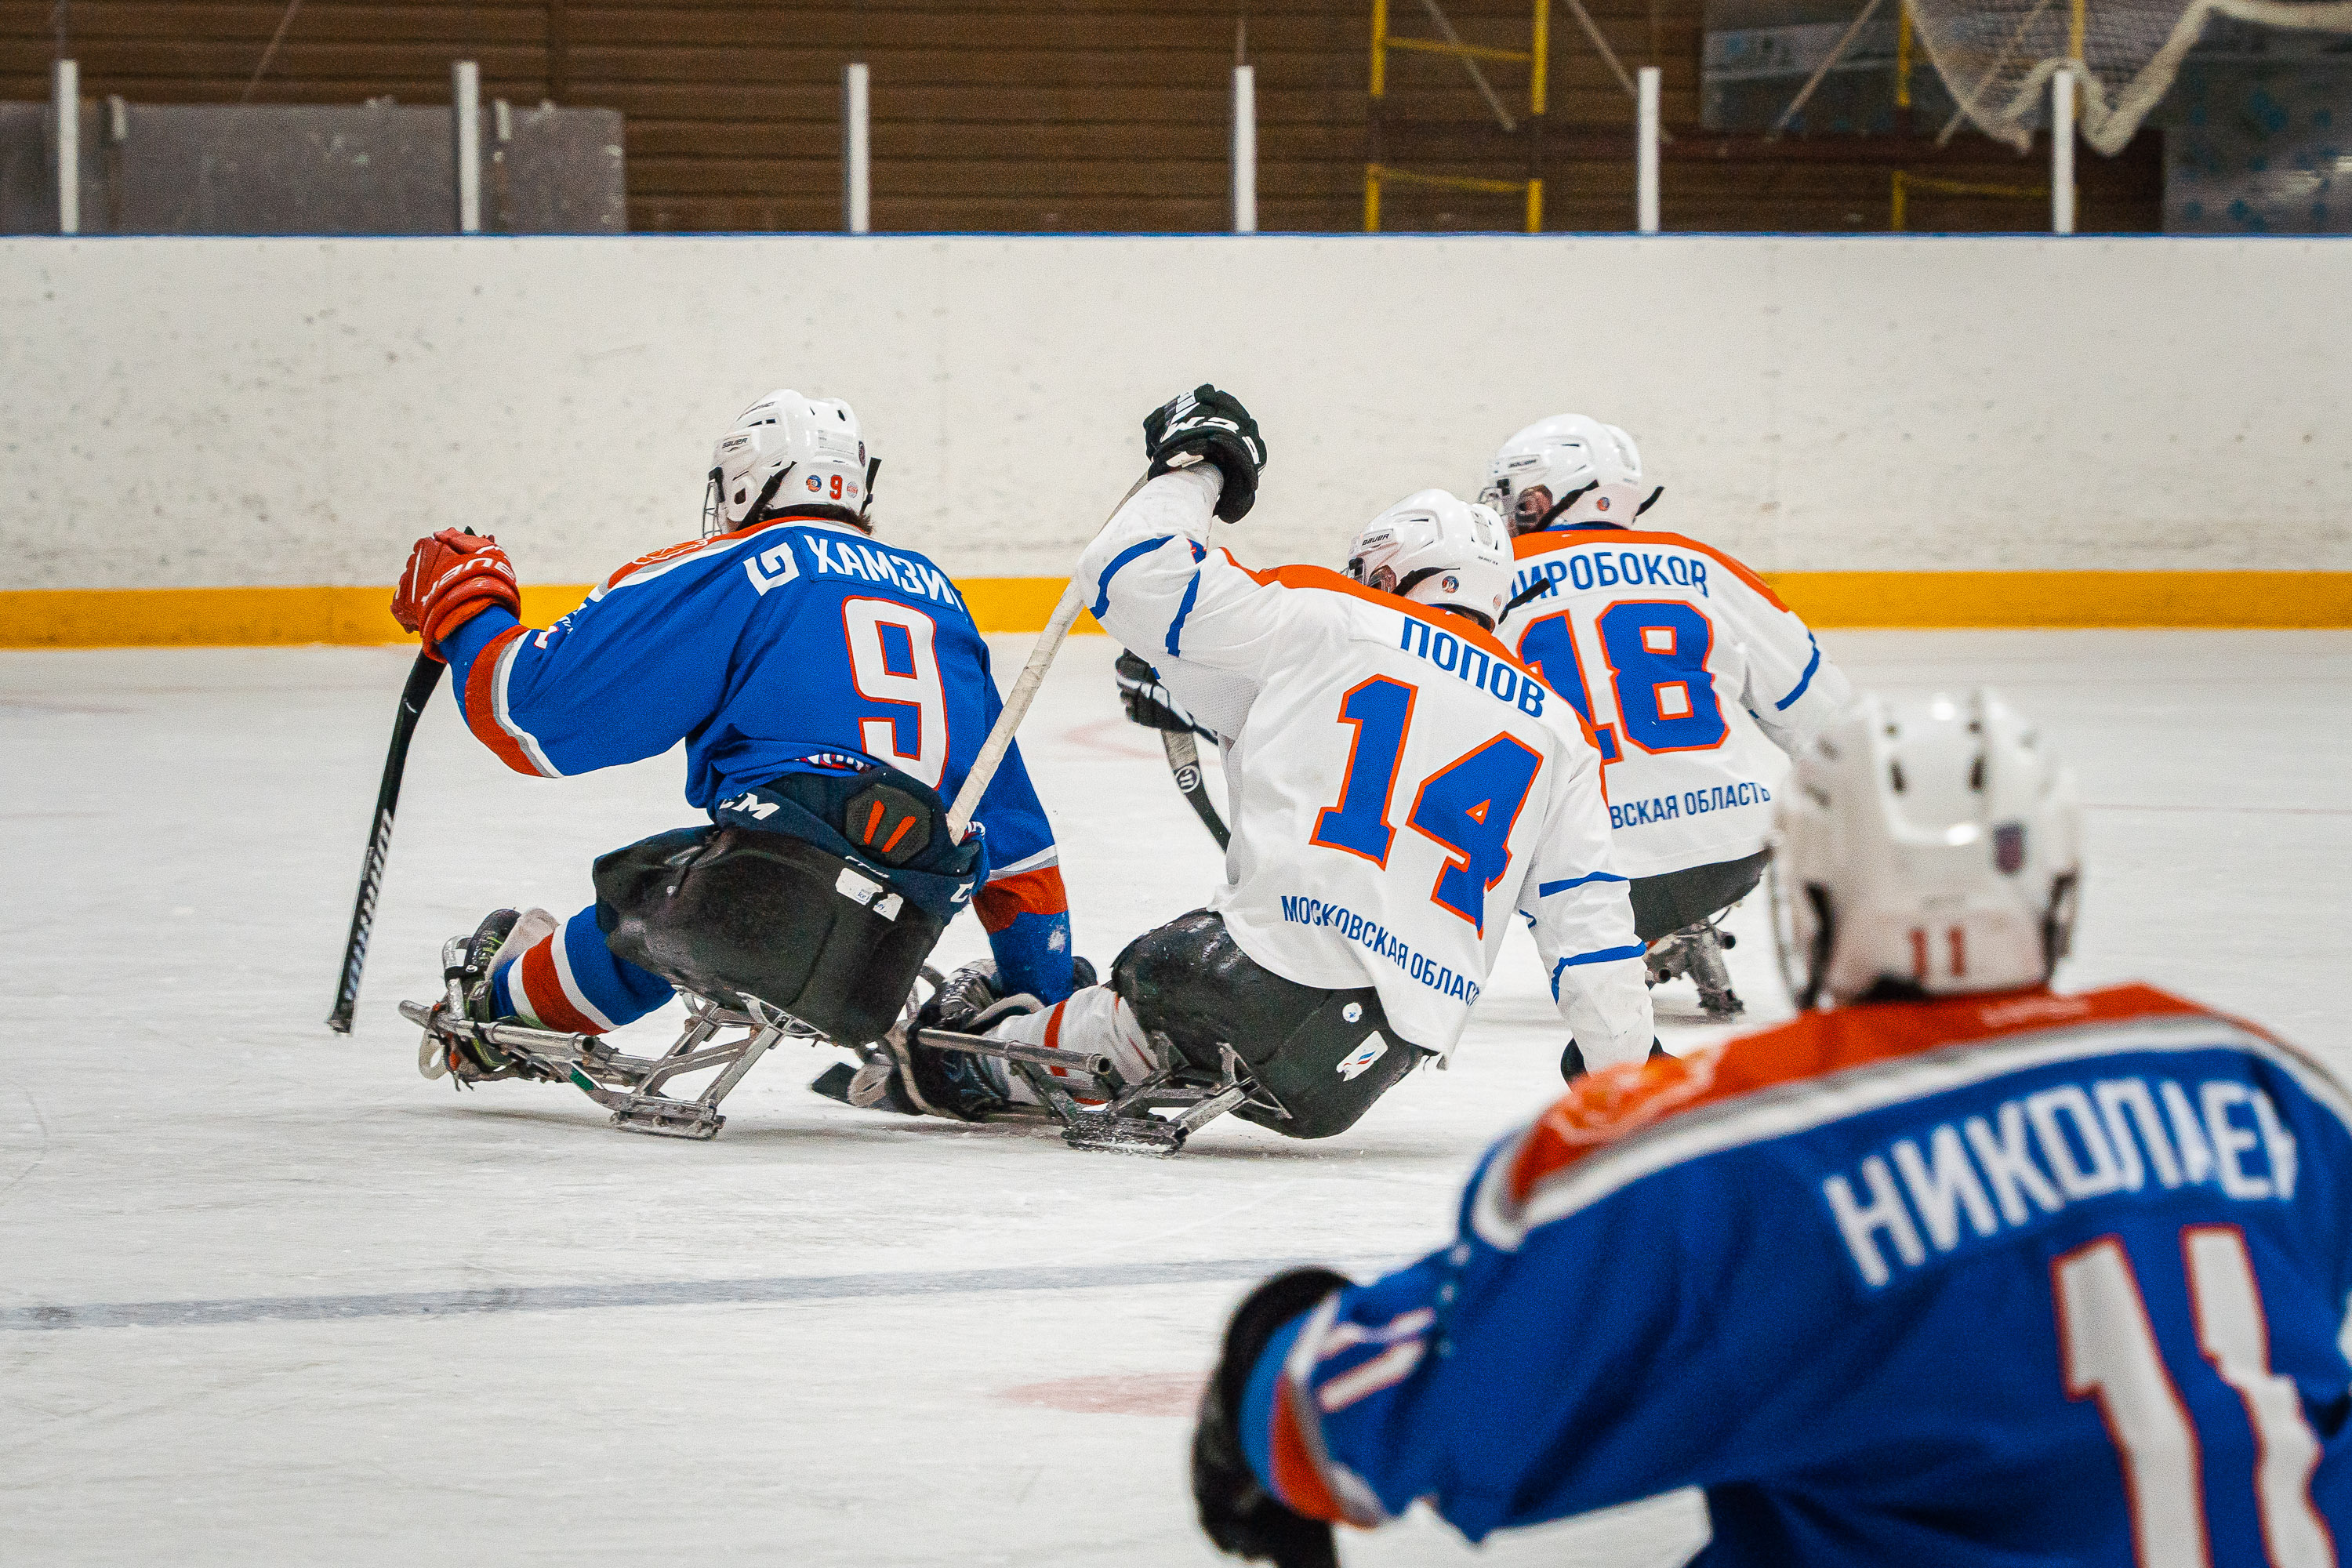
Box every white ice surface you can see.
[3,630,2348,1565]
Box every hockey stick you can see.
[945,471,1152,841]
[326,651,445,1033]
[1161,729,1230,851]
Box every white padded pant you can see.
[988,985,1162,1106]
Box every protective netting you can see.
[1908,0,2352,151]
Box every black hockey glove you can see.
[1144,384,1265,523]
[1116,650,1208,736]
[1192,1267,1351,1568]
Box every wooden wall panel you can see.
[0,0,2161,232]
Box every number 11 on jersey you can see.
[2053,1225,2335,1566]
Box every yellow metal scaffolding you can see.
[1889,170,2047,230]
[1366,0,1550,233]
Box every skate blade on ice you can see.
[398,992,815,1141]
[909,1026,1259,1157]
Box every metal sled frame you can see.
[402,942,819,1139]
[1644,915,1745,1020]
[402,941,1272,1152]
[895,1025,1274,1157]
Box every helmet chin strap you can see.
[742,465,795,526]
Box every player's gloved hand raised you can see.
[1145,384,1265,524]
[1193,1267,1350,1568]
[1116,651,1207,736]
[392,528,520,661]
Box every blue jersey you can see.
[441,514,1074,999]
[1241,985,2352,1565]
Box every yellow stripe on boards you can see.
[0,579,1101,648]
[2,573,2346,648]
[0,585,595,649]
[1766,572,2352,630]
[952,578,1107,637]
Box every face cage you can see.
[1345,553,1400,595]
[1509,486,1554,535]
[700,470,724,541]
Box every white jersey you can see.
[1077,470,1652,1066]
[1496,527,1855,880]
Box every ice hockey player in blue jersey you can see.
[1192,688,2352,1568]
[388,389,1076,1083]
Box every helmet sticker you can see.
[1994,822,2027,873]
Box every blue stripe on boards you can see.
[1776,637,1824,712]
[1092,535,1176,618]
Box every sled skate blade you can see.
[1062,1111,1187,1157]
[608,1096,726,1140]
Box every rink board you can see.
[4,570,2349,646]
[3,234,2349,604]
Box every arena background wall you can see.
[3,233,2347,645]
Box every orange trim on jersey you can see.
[1229,558,1541,683]
[975,866,1069,933]
[1269,1379,1349,1523]
[598,512,851,593]
[1227,556,1605,761]
[1239,555,1610,768]
[461,623,541,777]
[1508,984,2214,1205]
[1514,528,1788,612]
[516,937,604,1035]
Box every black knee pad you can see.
[1628,848,1770,943]
[1112,910,1426,1140]
[593,826,944,1047]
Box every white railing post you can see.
[1232,64,1258,234]
[1636,65,1660,234]
[844,63,871,234]
[53,58,79,235]
[452,60,481,233]
[2051,67,2076,234]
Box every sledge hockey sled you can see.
[401,948,1268,1153]
[882,1022,1269,1157]
[402,984,817,1142]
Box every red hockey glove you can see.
[391,528,520,659]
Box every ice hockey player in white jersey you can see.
[858,387,1653,1140]
[1486,414,1854,1042]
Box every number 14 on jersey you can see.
[1308,677,1542,935]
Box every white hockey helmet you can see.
[1479,414,1657,535]
[1344,488,1512,630]
[1775,689,2082,1007]
[702,388,873,538]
